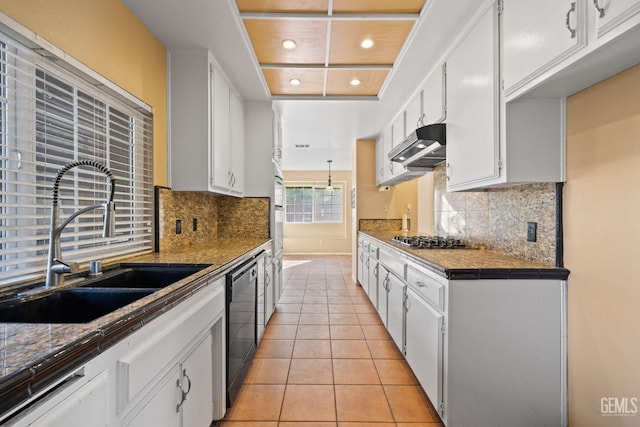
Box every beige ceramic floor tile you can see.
[280,385,336,421]
[255,339,295,359]
[352,304,377,314]
[279,295,304,304]
[330,325,365,340]
[361,325,392,340]
[366,340,403,359]
[262,324,298,340]
[329,313,360,325]
[268,313,301,325]
[331,340,371,359]
[292,340,332,358]
[333,359,380,384]
[338,423,395,427]
[384,385,441,422]
[302,303,329,314]
[304,295,329,304]
[288,358,334,384]
[328,296,353,304]
[220,422,278,427]
[296,324,331,339]
[299,313,330,324]
[280,423,337,427]
[335,385,394,422]
[245,358,291,384]
[276,304,302,313]
[374,359,419,385]
[356,313,383,325]
[328,304,356,314]
[224,384,285,421]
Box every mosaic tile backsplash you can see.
[432,165,557,265]
[157,188,269,252]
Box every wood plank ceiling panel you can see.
[263,68,325,95]
[326,69,390,96]
[329,20,414,65]
[332,0,425,14]
[236,0,329,13]
[243,19,328,64]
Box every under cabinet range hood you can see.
[388,123,446,171]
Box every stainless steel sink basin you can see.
[0,288,156,323]
[79,264,208,289]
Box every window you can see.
[285,185,342,223]
[0,30,153,286]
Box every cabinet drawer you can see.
[368,244,379,259]
[406,265,445,311]
[379,248,406,278]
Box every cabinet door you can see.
[405,91,423,134]
[230,90,245,195]
[595,0,640,37]
[423,63,446,124]
[368,259,379,309]
[181,333,214,427]
[382,127,394,181]
[256,254,266,341]
[212,67,231,191]
[405,288,443,414]
[446,3,501,191]
[386,272,406,352]
[273,253,282,305]
[362,255,370,296]
[503,0,587,94]
[128,366,181,427]
[375,137,385,185]
[357,246,364,286]
[32,372,109,427]
[377,267,389,327]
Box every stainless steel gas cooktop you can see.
[391,235,470,249]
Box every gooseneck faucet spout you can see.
[45,160,116,288]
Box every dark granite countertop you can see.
[360,231,569,280]
[0,238,271,416]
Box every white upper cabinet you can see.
[392,112,405,147]
[170,49,244,196]
[405,91,422,135]
[382,126,395,182]
[422,63,446,125]
[503,0,588,96]
[447,1,565,191]
[594,0,640,37]
[446,3,501,190]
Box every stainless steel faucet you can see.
[45,160,116,288]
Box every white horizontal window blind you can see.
[285,185,342,224]
[0,33,154,285]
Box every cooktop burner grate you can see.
[391,235,470,249]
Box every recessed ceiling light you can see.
[350,79,361,86]
[360,39,374,49]
[416,143,426,148]
[282,39,297,50]
[289,78,301,86]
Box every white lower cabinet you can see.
[359,232,567,426]
[405,287,443,414]
[386,271,405,352]
[367,258,379,309]
[30,371,109,427]
[264,249,274,324]
[126,366,181,427]
[179,333,213,427]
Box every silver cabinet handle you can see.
[566,2,577,38]
[266,272,271,287]
[373,265,378,278]
[388,162,393,173]
[593,0,605,17]
[415,281,426,288]
[403,292,409,312]
[176,369,192,412]
[366,258,370,268]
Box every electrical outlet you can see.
[192,218,198,231]
[527,222,537,242]
[176,219,182,234]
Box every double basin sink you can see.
[0,265,208,324]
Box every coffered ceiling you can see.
[234,0,426,99]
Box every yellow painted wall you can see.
[0,0,168,185]
[565,63,640,426]
[283,170,353,254]
[355,140,419,229]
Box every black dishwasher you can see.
[225,258,258,407]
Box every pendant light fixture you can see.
[325,160,334,191]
